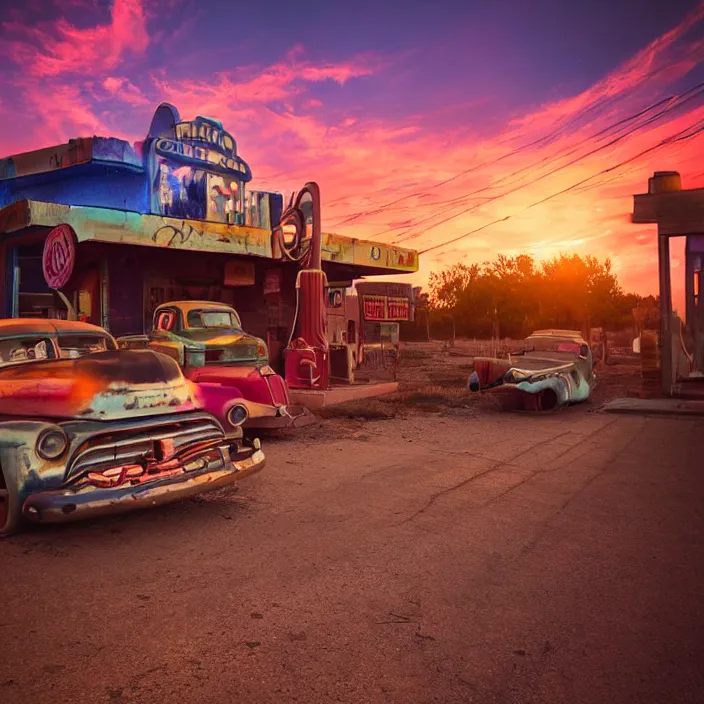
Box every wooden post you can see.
[696,269,704,373]
[657,231,674,396]
[9,247,19,318]
[100,259,109,331]
[685,239,696,329]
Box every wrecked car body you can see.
[117,301,312,432]
[468,329,595,411]
[0,319,265,536]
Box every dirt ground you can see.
[302,340,644,439]
[3,342,702,704]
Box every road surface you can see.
[1,409,702,703]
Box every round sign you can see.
[370,246,381,261]
[42,224,77,290]
[328,290,343,307]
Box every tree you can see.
[484,254,539,339]
[428,263,482,342]
[538,254,623,339]
[426,252,649,341]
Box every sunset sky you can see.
[2,0,704,309]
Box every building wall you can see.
[0,166,149,213]
[62,243,299,360]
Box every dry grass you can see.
[315,339,642,423]
[318,383,475,421]
[317,400,398,420]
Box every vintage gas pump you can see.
[274,182,330,390]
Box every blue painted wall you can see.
[0,163,149,212]
[0,135,284,227]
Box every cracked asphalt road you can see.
[1,409,703,703]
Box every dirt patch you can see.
[277,341,644,443]
[590,361,643,406]
[317,400,398,420]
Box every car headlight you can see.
[227,404,249,427]
[36,429,68,460]
[186,350,205,367]
[259,365,276,376]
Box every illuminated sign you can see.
[387,297,410,320]
[155,138,250,178]
[153,116,252,181]
[175,120,237,155]
[327,289,344,308]
[362,295,411,321]
[363,295,387,321]
[43,224,77,290]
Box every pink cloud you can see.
[2,0,148,77]
[150,54,374,110]
[101,76,150,106]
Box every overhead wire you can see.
[417,115,704,256]
[388,82,704,245]
[324,53,704,227]
[345,83,704,244]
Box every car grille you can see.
[66,416,224,483]
[208,345,259,363]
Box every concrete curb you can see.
[602,397,704,416]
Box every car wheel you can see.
[0,467,21,537]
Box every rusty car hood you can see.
[503,352,579,372]
[174,328,260,347]
[0,349,198,420]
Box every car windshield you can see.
[0,337,55,366]
[523,337,583,355]
[57,334,114,358]
[187,310,241,329]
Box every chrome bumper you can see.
[244,404,314,430]
[22,445,265,524]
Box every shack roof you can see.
[0,199,419,276]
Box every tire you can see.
[0,466,22,537]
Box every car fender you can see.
[189,381,245,427]
[0,420,68,500]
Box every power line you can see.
[325,51,704,227]
[388,83,704,245]
[346,82,704,244]
[418,116,704,256]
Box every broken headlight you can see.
[185,350,205,367]
[36,428,68,461]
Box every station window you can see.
[153,159,244,224]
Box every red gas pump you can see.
[275,183,330,390]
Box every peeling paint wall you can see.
[0,138,147,213]
[321,232,418,273]
[26,201,273,259]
